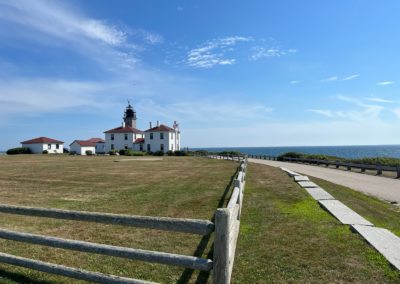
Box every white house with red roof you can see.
[70,138,105,155]
[21,137,64,154]
[144,121,180,152]
[104,103,180,153]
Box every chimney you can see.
[149,121,152,128]
[157,120,159,127]
[122,121,125,127]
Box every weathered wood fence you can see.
[0,158,248,283]
[280,157,400,178]
[244,154,399,178]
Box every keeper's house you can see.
[21,137,64,154]
[104,103,180,153]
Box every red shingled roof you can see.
[71,140,96,147]
[144,124,175,132]
[21,137,64,144]
[86,138,105,143]
[104,126,143,134]
[134,138,145,144]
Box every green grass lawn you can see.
[233,162,400,283]
[0,155,237,283]
[0,156,399,283]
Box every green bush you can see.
[6,147,32,155]
[152,150,164,156]
[42,150,48,154]
[119,149,146,156]
[218,150,241,156]
[277,152,400,167]
[166,150,175,156]
[108,150,117,155]
[85,150,93,155]
[174,150,187,156]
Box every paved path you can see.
[249,159,400,204]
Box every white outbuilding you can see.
[69,138,104,155]
[21,137,64,154]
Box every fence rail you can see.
[0,156,248,283]
[280,157,400,178]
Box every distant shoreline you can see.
[193,145,400,159]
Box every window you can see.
[160,132,164,139]
[150,133,153,140]
[160,144,164,151]
[124,133,128,140]
[111,144,114,150]
[124,144,128,149]
[147,144,151,152]
[139,144,143,151]
[48,144,51,150]
[56,144,59,149]
[111,134,114,140]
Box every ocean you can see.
[194,145,400,159]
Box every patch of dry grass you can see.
[0,155,237,283]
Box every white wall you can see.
[144,131,179,153]
[95,142,105,154]
[104,132,143,152]
[22,143,64,154]
[70,142,95,155]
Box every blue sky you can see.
[0,0,400,149]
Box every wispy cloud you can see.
[0,0,162,69]
[377,81,394,86]
[307,109,333,117]
[290,80,300,84]
[342,74,360,81]
[366,97,399,103]
[250,47,296,61]
[187,36,252,68]
[320,76,338,82]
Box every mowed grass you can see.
[0,156,399,283]
[232,162,400,283]
[0,155,237,283]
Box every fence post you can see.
[213,208,230,284]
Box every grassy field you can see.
[233,162,400,283]
[0,155,237,283]
[0,155,399,283]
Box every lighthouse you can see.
[123,101,137,128]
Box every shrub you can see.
[6,147,32,155]
[63,148,69,154]
[108,150,117,155]
[166,150,175,156]
[120,149,146,156]
[174,150,187,156]
[218,150,241,156]
[85,150,93,155]
[42,150,48,154]
[152,150,164,156]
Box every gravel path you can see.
[249,158,400,204]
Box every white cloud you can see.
[250,47,296,61]
[187,36,252,68]
[366,97,399,103]
[377,81,394,85]
[320,76,338,82]
[342,74,360,81]
[290,80,300,84]
[307,109,333,117]
[0,0,162,70]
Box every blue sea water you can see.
[194,145,400,159]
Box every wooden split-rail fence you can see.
[0,157,247,284]
[246,154,400,178]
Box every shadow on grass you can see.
[0,268,54,284]
[177,167,238,284]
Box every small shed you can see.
[69,138,105,155]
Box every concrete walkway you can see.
[249,158,400,204]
